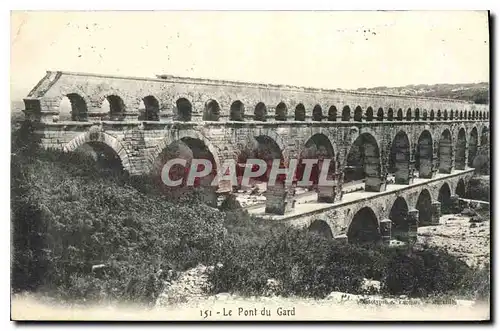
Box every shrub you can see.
[11,133,227,303]
[466,177,490,202]
[209,226,481,299]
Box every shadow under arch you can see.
[308,219,333,239]
[347,207,381,245]
[63,130,132,174]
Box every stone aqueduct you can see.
[23,71,490,243]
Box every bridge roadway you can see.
[247,168,475,241]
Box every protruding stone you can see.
[379,219,392,244]
[334,234,348,244]
[317,185,337,203]
[264,182,295,215]
[431,201,442,225]
[407,209,419,244]
[449,194,460,214]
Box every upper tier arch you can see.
[24,71,489,123]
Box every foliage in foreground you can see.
[11,122,226,303]
[210,218,489,300]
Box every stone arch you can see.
[308,220,333,239]
[149,130,222,177]
[295,103,306,121]
[275,102,288,121]
[437,109,442,120]
[176,98,193,122]
[460,110,464,119]
[438,182,452,214]
[63,130,132,173]
[345,132,382,192]
[455,128,467,170]
[254,102,267,121]
[438,129,453,173]
[389,130,411,184]
[59,93,88,121]
[430,109,435,120]
[414,108,420,121]
[456,179,466,198]
[467,111,471,120]
[101,94,126,121]
[151,134,220,205]
[376,107,384,121]
[203,99,221,121]
[347,207,381,244]
[389,196,410,241]
[396,108,403,121]
[312,104,323,121]
[342,106,351,121]
[139,95,160,121]
[387,108,394,121]
[365,107,374,121]
[297,133,336,188]
[239,134,285,184]
[406,108,412,121]
[415,130,433,178]
[230,100,245,121]
[479,112,483,120]
[249,129,288,162]
[416,189,433,226]
[468,127,478,167]
[451,110,456,120]
[422,109,428,120]
[443,109,448,120]
[354,106,363,122]
[328,106,337,121]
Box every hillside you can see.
[353,83,489,104]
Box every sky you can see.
[10,11,489,101]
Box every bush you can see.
[11,132,227,303]
[209,227,482,299]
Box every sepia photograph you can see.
[10,10,491,321]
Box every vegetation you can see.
[11,122,226,304]
[210,219,489,300]
[11,122,489,304]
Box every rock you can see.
[461,208,477,217]
[91,264,106,272]
[326,291,359,302]
[470,215,485,223]
[254,183,267,193]
[264,278,281,296]
[360,278,381,294]
[389,239,406,247]
[215,293,231,300]
[334,234,348,243]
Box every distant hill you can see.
[11,100,25,122]
[353,83,489,104]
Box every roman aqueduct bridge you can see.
[22,71,490,243]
